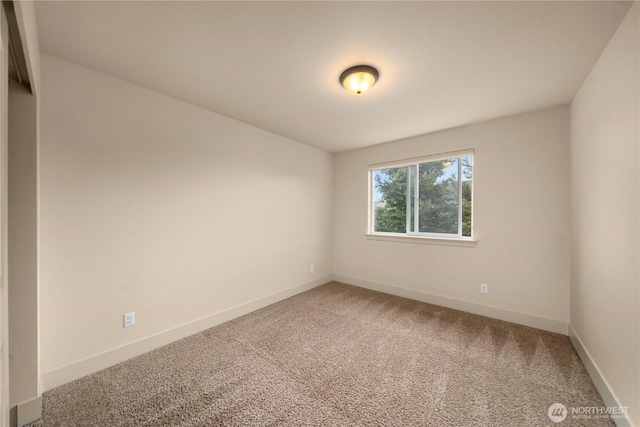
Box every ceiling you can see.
[35,1,633,153]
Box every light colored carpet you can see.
[31,281,611,426]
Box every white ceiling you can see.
[36,1,633,153]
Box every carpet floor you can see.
[31,282,612,426]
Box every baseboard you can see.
[333,274,568,335]
[42,275,333,392]
[568,324,635,427]
[9,396,42,427]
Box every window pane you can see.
[461,156,473,237]
[418,158,459,234]
[373,167,407,233]
[407,165,416,233]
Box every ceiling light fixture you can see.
[340,65,379,95]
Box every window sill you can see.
[365,233,476,248]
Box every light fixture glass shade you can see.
[340,65,378,95]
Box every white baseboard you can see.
[333,274,568,335]
[568,324,634,427]
[9,395,42,427]
[42,275,333,392]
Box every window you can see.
[370,150,473,239]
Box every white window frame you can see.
[367,149,475,247]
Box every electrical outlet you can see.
[480,283,489,294]
[310,264,315,273]
[123,312,135,328]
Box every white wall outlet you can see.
[309,264,315,273]
[123,311,135,328]
[480,283,489,294]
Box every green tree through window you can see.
[373,167,407,233]
[372,155,472,237]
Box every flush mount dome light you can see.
[340,65,379,95]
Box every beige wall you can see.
[334,106,571,333]
[7,3,41,423]
[570,3,639,425]
[13,1,40,98]
[8,83,38,409]
[39,54,333,389]
[0,6,8,425]
[5,4,41,425]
